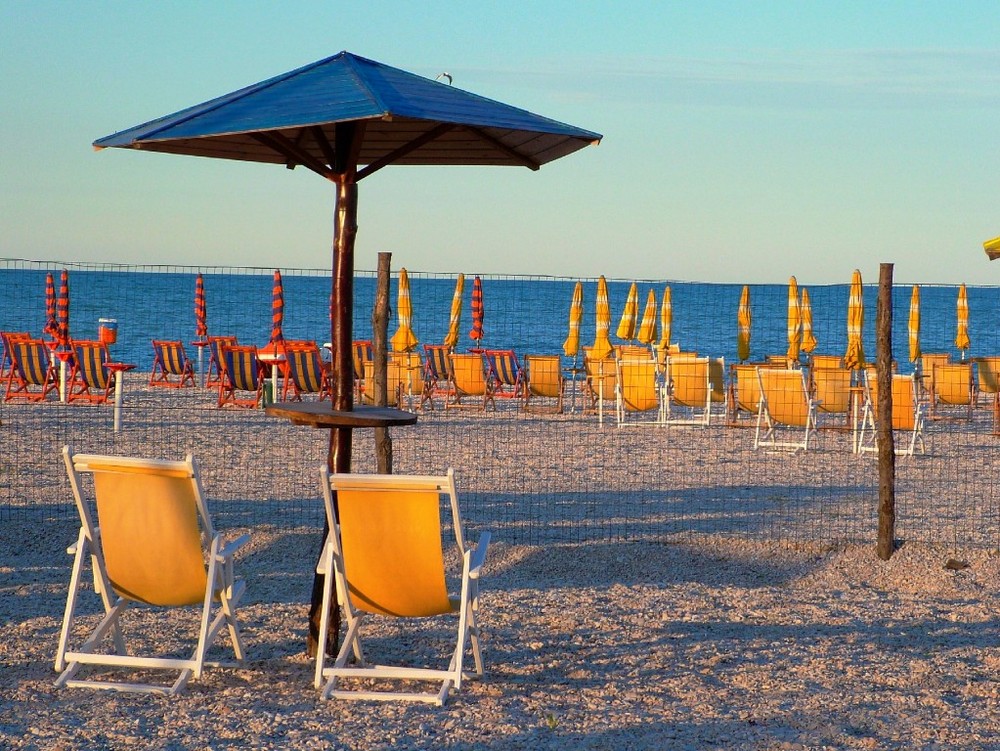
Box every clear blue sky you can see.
[2,1,999,284]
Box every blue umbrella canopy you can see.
[94,51,602,173]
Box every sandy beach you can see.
[3,379,1000,749]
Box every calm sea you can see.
[2,267,997,371]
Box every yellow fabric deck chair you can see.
[4,338,58,402]
[218,344,264,408]
[709,357,727,415]
[918,353,950,401]
[421,344,453,410]
[205,335,237,388]
[930,362,973,419]
[582,346,616,414]
[664,355,713,426]
[615,356,664,425]
[362,352,424,409]
[754,367,819,451]
[975,357,1000,435]
[55,446,248,695]
[315,468,490,705]
[67,340,116,404]
[446,353,495,410]
[351,340,373,399]
[149,340,196,388]
[523,354,565,414]
[857,372,926,456]
[728,363,765,424]
[281,341,331,401]
[809,354,844,370]
[810,366,853,428]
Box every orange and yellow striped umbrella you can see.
[657,286,672,353]
[800,288,817,354]
[616,282,639,341]
[391,268,419,352]
[737,285,751,362]
[636,289,659,345]
[844,269,865,369]
[786,276,801,364]
[908,285,921,363]
[443,273,464,349]
[269,269,284,345]
[591,275,614,360]
[562,281,583,358]
[955,283,970,356]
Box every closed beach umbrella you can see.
[786,276,802,364]
[391,268,419,353]
[270,269,284,345]
[737,285,752,362]
[800,288,817,354]
[844,269,865,369]
[562,281,583,358]
[43,272,58,339]
[443,273,464,350]
[657,286,673,353]
[616,282,639,342]
[908,285,921,364]
[469,275,484,345]
[955,283,970,357]
[592,276,613,360]
[195,273,208,339]
[56,269,70,348]
[636,289,659,345]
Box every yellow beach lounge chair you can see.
[930,362,973,420]
[315,468,490,705]
[582,346,616,414]
[754,367,819,451]
[810,366,853,429]
[728,363,765,424]
[446,353,495,411]
[664,355,713,426]
[974,356,1000,435]
[55,446,249,694]
[351,340,373,399]
[218,344,264,408]
[523,354,565,414]
[149,340,196,388]
[362,352,424,409]
[483,349,526,399]
[857,372,926,456]
[615,356,665,425]
[282,341,331,402]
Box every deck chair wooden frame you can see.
[930,362,973,420]
[857,372,926,456]
[582,347,616,415]
[315,469,490,705]
[664,355,713,426]
[615,356,665,426]
[754,367,819,451]
[975,357,1000,436]
[483,349,526,399]
[67,340,116,404]
[218,344,263,408]
[205,335,238,388]
[4,338,58,402]
[281,341,331,402]
[421,344,454,410]
[446,353,496,411]
[55,446,248,695]
[149,340,196,388]
[523,354,565,414]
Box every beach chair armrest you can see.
[468,531,491,578]
[216,533,251,561]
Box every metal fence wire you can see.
[2,258,998,548]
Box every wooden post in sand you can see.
[876,262,896,560]
[373,252,392,473]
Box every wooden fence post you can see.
[373,252,392,473]
[876,262,896,560]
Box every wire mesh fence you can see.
[2,258,998,549]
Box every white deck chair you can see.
[754,368,819,451]
[55,446,249,695]
[315,468,491,705]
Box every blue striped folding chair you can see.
[206,335,237,388]
[4,338,58,402]
[67,340,115,404]
[150,340,196,388]
[282,342,330,401]
[421,344,453,410]
[218,344,263,408]
[484,349,525,399]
